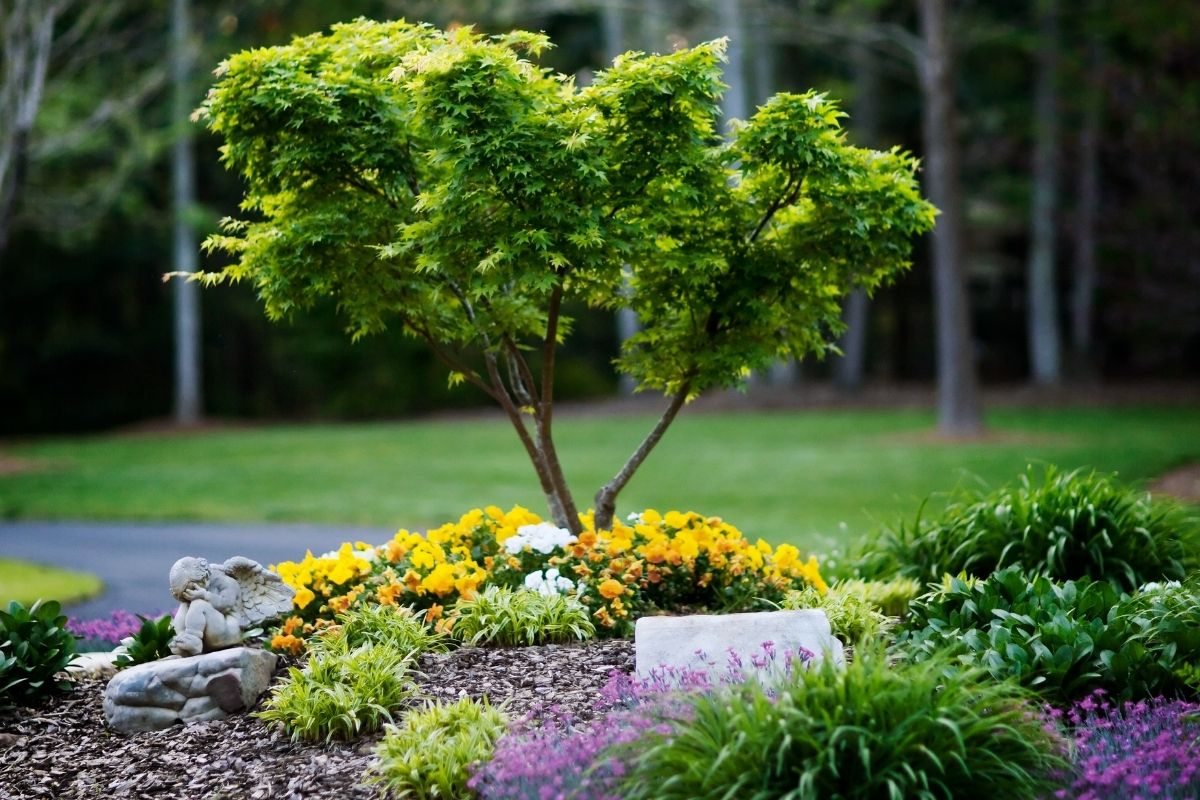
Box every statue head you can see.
[169,557,211,601]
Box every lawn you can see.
[0,558,103,607]
[1,405,1196,554]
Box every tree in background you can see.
[917,0,983,435]
[195,20,934,530]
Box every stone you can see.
[168,556,295,657]
[68,651,119,680]
[634,609,844,681]
[103,647,277,733]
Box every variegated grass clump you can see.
[449,586,595,647]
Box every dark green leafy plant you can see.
[113,613,175,669]
[0,599,78,707]
[617,645,1065,800]
[449,586,595,646]
[369,696,509,799]
[899,566,1200,701]
[855,466,1199,591]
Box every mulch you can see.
[0,639,635,800]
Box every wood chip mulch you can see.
[0,639,634,800]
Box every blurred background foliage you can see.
[1,0,1197,435]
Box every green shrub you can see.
[899,566,1200,701]
[855,466,1199,591]
[829,576,923,618]
[449,587,595,647]
[114,613,175,669]
[370,696,509,799]
[336,604,449,655]
[617,645,1065,800]
[781,585,893,644]
[0,599,78,707]
[256,634,422,742]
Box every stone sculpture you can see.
[168,556,295,657]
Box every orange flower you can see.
[598,578,624,600]
[578,530,598,547]
[425,603,444,623]
[281,615,303,636]
[270,634,304,656]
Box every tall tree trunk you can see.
[917,0,983,435]
[0,1,58,267]
[1026,0,1063,385]
[171,0,202,424]
[835,14,882,392]
[1070,34,1103,376]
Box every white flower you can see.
[523,567,575,595]
[508,522,576,555]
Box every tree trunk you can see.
[0,1,57,267]
[835,18,882,392]
[1026,0,1063,385]
[171,0,202,424]
[917,0,984,435]
[1070,34,1103,376]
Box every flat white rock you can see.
[635,609,844,681]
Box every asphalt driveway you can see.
[0,521,393,619]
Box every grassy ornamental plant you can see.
[615,646,1066,800]
[257,634,422,742]
[195,19,934,533]
[371,696,509,800]
[448,586,595,646]
[857,466,1200,590]
[0,599,78,707]
[781,584,893,644]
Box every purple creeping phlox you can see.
[1051,689,1200,800]
[470,642,815,800]
[67,610,166,651]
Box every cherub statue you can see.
[168,556,295,657]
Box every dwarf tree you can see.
[196,20,935,533]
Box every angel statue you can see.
[168,556,295,657]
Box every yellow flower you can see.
[598,578,625,600]
[422,563,457,596]
[664,510,689,530]
[641,509,663,525]
[293,587,316,609]
[773,543,800,571]
[403,569,423,592]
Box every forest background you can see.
[1,0,1196,436]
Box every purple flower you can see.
[68,609,168,649]
[1057,693,1200,800]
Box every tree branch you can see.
[748,171,800,242]
[593,375,693,530]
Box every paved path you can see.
[0,521,393,619]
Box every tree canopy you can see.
[197,18,935,531]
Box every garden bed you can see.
[0,639,634,800]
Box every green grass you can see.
[0,558,103,606]
[1,406,1196,553]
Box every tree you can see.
[195,20,934,532]
[916,0,983,435]
[171,0,201,424]
[1026,0,1063,385]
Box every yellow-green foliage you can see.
[831,577,923,618]
[370,696,509,800]
[782,585,892,644]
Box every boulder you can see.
[634,609,843,681]
[103,646,277,733]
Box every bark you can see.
[917,0,984,435]
[594,379,692,531]
[1070,34,1103,375]
[0,0,59,266]
[1026,0,1063,385]
[172,0,202,424]
[835,17,882,392]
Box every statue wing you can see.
[221,556,296,627]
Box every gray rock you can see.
[634,609,844,681]
[103,647,277,733]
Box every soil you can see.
[0,639,635,800]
